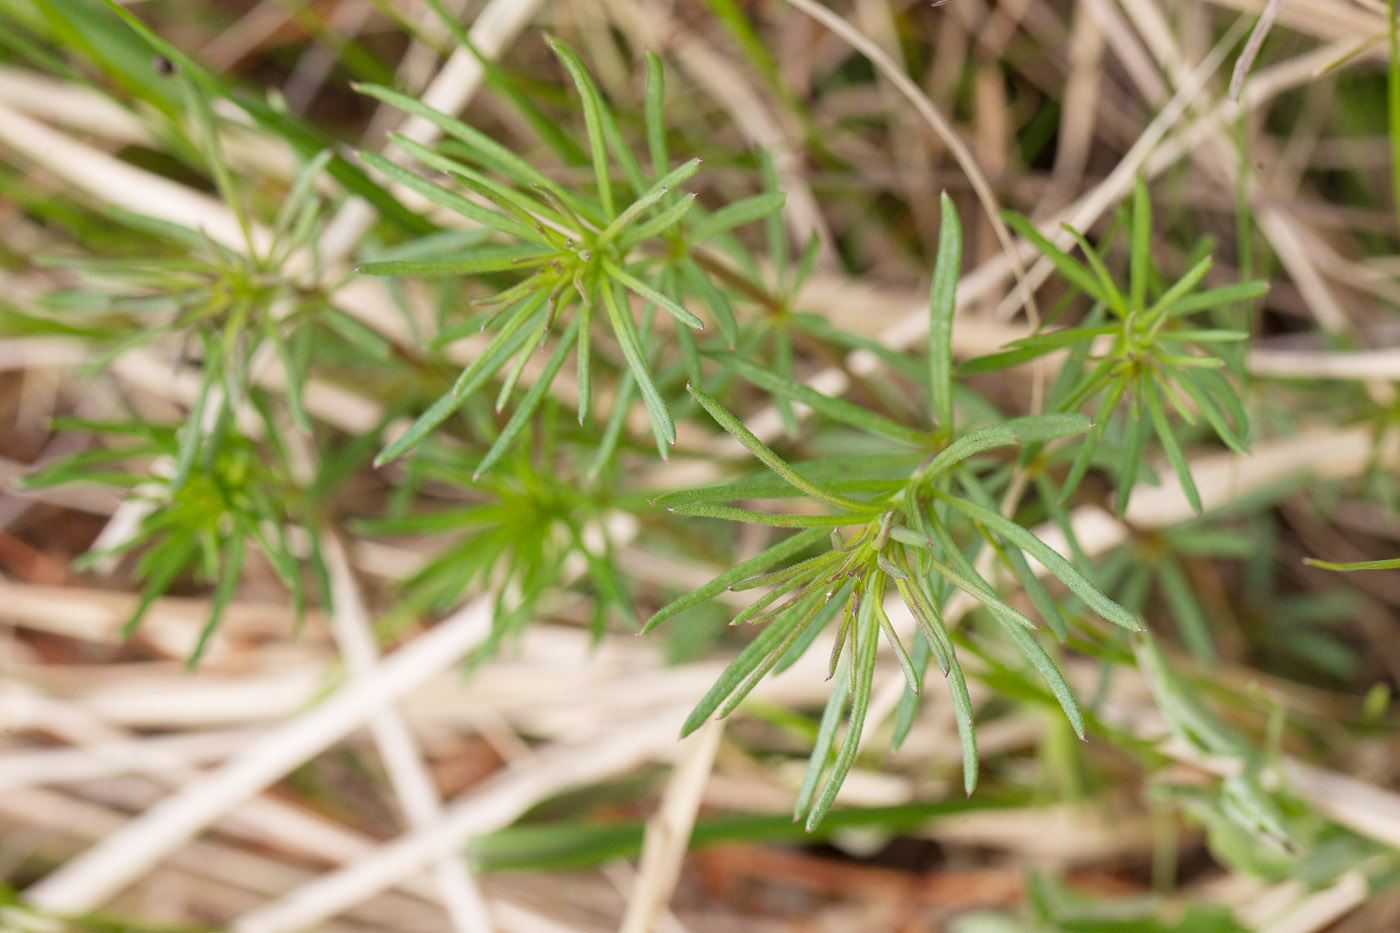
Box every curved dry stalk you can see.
[781,0,1041,328]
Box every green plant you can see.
[355,40,783,473]
[965,179,1265,515]
[644,196,1144,827]
[19,413,313,663]
[9,4,1400,928]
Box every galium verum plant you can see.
[965,178,1266,514]
[356,38,783,475]
[645,195,1144,829]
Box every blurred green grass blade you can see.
[1130,177,1151,310]
[89,1,428,232]
[1116,406,1151,516]
[419,0,589,164]
[1157,557,1216,666]
[1177,371,1248,453]
[1390,0,1400,229]
[1142,378,1203,513]
[680,257,738,346]
[645,51,669,175]
[758,149,787,287]
[189,530,244,667]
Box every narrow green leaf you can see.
[1157,557,1215,666]
[1142,378,1202,513]
[358,244,552,277]
[641,526,817,636]
[874,597,919,695]
[1007,324,1118,356]
[689,192,788,244]
[354,82,580,207]
[805,597,878,829]
[919,414,1090,483]
[374,298,545,466]
[1130,176,1151,310]
[1145,254,1214,321]
[1164,280,1269,317]
[927,554,1039,632]
[719,588,830,717]
[1115,405,1151,516]
[1063,226,1126,317]
[1157,329,1249,343]
[615,195,697,252]
[603,260,703,329]
[547,36,614,216]
[991,534,1069,641]
[645,51,668,175]
[1003,211,1107,306]
[597,158,700,245]
[688,386,875,512]
[935,488,1141,632]
[929,192,961,431]
[794,660,850,818]
[661,502,863,527]
[473,315,582,478]
[391,135,573,229]
[758,149,788,285]
[680,257,737,346]
[272,148,334,245]
[722,354,932,447]
[890,634,931,750]
[355,150,533,239]
[997,620,1085,738]
[1176,371,1248,453]
[576,298,592,424]
[895,575,978,789]
[189,530,244,666]
[1303,556,1400,571]
[601,281,674,447]
[680,601,813,736]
